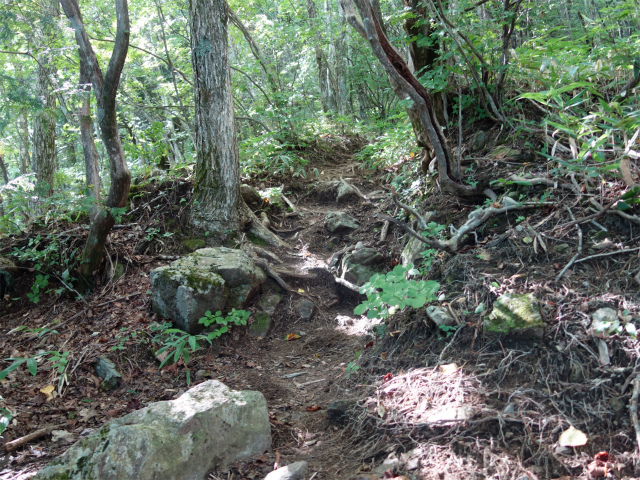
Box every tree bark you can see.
[18,111,30,175]
[32,53,57,196]
[0,155,8,184]
[189,0,286,247]
[60,0,131,288]
[78,58,101,203]
[306,0,338,116]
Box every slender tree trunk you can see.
[18,111,30,175]
[0,155,8,184]
[335,2,349,116]
[341,0,479,197]
[32,54,57,197]
[60,0,131,289]
[306,0,338,116]
[79,60,101,203]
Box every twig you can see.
[574,246,640,264]
[631,378,640,452]
[557,195,620,229]
[379,220,390,242]
[279,185,299,213]
[507,174,578,194]
[590,197,640,226]
[390,186,431,230]
[94,291,144,308]
[438,325,466,362]
[3,423,67,451]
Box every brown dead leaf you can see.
[286,334,301,341]
[305,405,321,412]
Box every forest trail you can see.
[2,136,640,480]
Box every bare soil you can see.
[1,134,640,480]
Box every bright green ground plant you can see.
[354,263,440,320]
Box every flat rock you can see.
[94,356,121,391]
[325,212,359,234]
[150,247,266,333]
[249,312,271,338]
[484,293,544,339]
[336,181,358,203]
[263,461,308,480]
[34,380,271,480]
[257,294,282,315]
[294,299,315,321]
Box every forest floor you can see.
[1,133,640,480]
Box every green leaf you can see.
[0,358,26,380]
[188,336,197,352]
[26,357,37,376]
[354,304,368,315]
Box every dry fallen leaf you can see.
[439,363,459,376]
[305,405,321,412]
[558,425,588,447]
[40,385,55,401]
[286,334,301,341]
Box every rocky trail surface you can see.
[1,135,640,480]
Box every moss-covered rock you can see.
[182,237,206,252]
[249,312,271,338]
[484,293,544,339]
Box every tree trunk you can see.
[306,0,338,116]
[32,54,57,197]
[335,2,349,116]
[60,0,131,289]
[189,0,286,247]
[341,0,479,197]
[79,59,101,203]
[18,111,30,175]
[0,155,8,184]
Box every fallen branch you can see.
[574,246,640,264]
[379,220,390,242]
[631,378,640,452]
[377,201,548,253]
[590,197,640,226]
[4,423,67,451]
[507,174,578,195]
[334,276,361,293]
[279,186,299,214]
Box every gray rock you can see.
[94,356,121,391]
[249,312,271,338]
[258,294,282,315]
[341,247,385,286]
[336,182,358,203]
[327,399,357,425]
[471,131,487,152]
[294,299,315,322]
[426,306,456,327]
[311,181,340,201]
[263,461,308,480]
[484,293,544,339]
[324,212,359,234]
[590,307,620,338]
[241,184,263,208]
[401,235,427,267]
[150,248,266,333]
[34,380,271,480]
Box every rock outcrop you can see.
[35,380,271,480]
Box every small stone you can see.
[240,184,263,207]
[324,212,359,234]
[426,306,456,327]
[257,294,282,315]
[484,293,544,339]
[294,299,315,322]
[263,461,308,480]
[94,356,121,391]
[471,131,486,152]
[590,308,620,338]
[327,399,357,425]
[250,312,271,337]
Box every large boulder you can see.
[34,380,271,480]
[151,248,267,333]
[325,211,359,234]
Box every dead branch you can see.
[339,176,371,204]
[334,276,362,293]
[4,424,67,451]
[378,201,547,253]
[631,378,640,452]
[507,174,578,194]
[279,186,299,214]
[589,197,640,226]
[391,186,433,230]
[574,246,640,264]
[251,257,291,292]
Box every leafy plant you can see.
[0,350,70,389]
[345,351,361,379]
[354,263,440,320]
